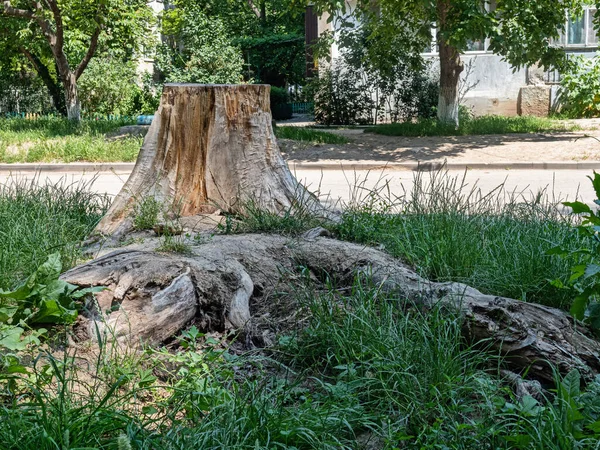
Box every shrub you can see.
[558,55,600,118]
[311,24,438,126]
[78,57,141,116]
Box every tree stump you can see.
[95,84,324,237]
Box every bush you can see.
[311,49,438,126]
[558,55,600,118]
[78,57,143,116]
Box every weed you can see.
[133,196,161,231]
[334,169,587,309]
[274,126,350,144]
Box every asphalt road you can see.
[0,168,596,208]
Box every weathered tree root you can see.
[62,233,600,384]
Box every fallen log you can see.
[63,233,600,384]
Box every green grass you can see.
[369,115,580,137]
[334,170,586,310]
[3,282,600,449]
[0,117,141,162]
[0,177,109,289]
[1,169,599,448]
[275,126,350,144]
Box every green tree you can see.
[157,5,244,84]
[1,0,153,121]
[163,0,305,87]
[305,0,589,126]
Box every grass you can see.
[334,170,587,310]
[369,114,580,137]
[1,168,599,448]
[274,126,350,144]
[3,281,600,449]
[0,176,109,289]
[0,117,141,163]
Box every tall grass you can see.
[0,117,141,162]
[335,169,587,309]
[369,115,579,137]
[275,126,349,144]
[0,176,109,289]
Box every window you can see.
[563,8,598,47]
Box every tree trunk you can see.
[64,73,81,121]
[94,84,326,238]
[20,49,67,116]
[436,0,463,126]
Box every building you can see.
[306,1,599,116]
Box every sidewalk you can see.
[2,125,600,173]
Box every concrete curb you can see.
[1,160,600,173]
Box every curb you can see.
[288,161,600,171]
[1,161,600,173]
[0,163,135,173]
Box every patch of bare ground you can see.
[279,129,600,164]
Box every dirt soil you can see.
[279,128,600,164]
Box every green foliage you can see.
[550,171,600,328]
[370,114,579,136]
[0,0,155,116]
[310,44,438,126]
[157,6,244,84]
[0,254,102,383]
[78,57,144,116]
[559,55,600,118]
[274,126,349,144]
[133,196,161,231]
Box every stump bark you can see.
[95,84,323,237]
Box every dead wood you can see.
[63,233,600,384]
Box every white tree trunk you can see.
[94,84,326,238]
[64,74,81,121]
[437,85,459,126]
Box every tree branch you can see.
[44,0,63,52]
[75,24,102,80]
[246,0,261,18]
[2,1,36,20]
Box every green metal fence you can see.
[290,102,314,115]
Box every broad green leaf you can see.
[560,369,581,400]
[0,327,26,351]
[35,253,62,284]
[546,245,569,257]
[564,201,592,214]
[586,302,600,330]
[569,265,587,283]
[589,172,600,200]
[585,264,600,279]
[571,293,589,320]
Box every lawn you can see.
[0,171,597,449]
[274,125,349,144]
[369,114,581,137]
[0,117,141,163]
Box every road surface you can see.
[0,168,595,209]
